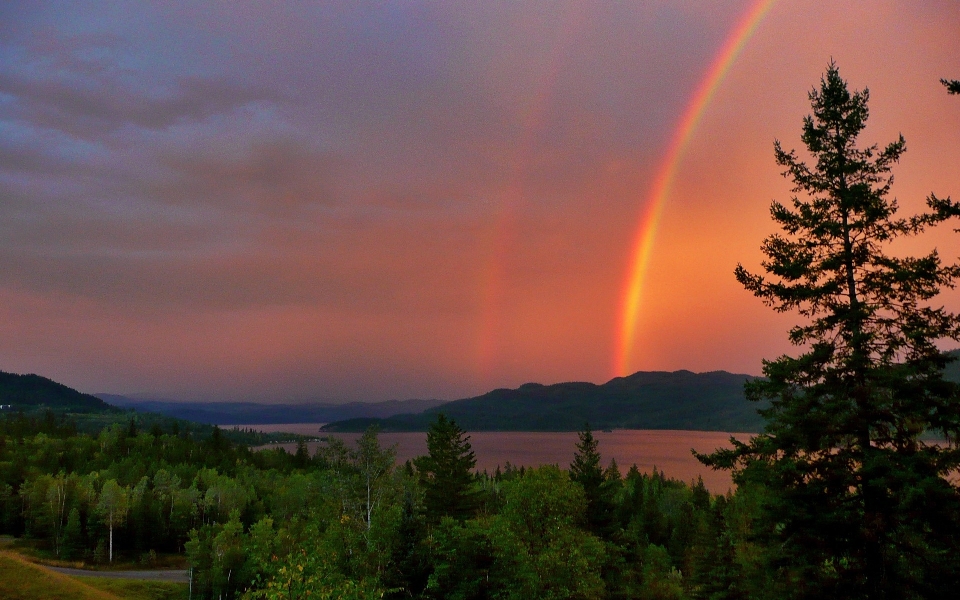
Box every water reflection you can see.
[249,424,753,494]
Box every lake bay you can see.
[247,424,752,494]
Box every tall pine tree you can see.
[700,63,960,599]
[570,424,615,536]
[415,414,479,523]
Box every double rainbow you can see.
[615,0,778,376]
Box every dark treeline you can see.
[0,410,770,599]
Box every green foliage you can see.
[97,480,130,563]
[75,576,188,600]
[570,425,617,537]
[62,508,84,560]
[491,465,606,599]
[424,517,496,600]
[353,426,398,543]
[241,545,382,600]
[415,414,479,523]
[638,544,686,600]
[701,63,960,598]
[0,388,839,599]
[186,511,251,599]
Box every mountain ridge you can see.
[323,353,960,433]
[96,395,448,425]
[323,369,763,432]
[0,371,118,414]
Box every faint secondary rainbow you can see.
[475,2,589,379]
[615,0,777,376]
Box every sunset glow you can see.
[0,1,957,402]
[616,0,778,376]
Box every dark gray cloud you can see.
[150,138,344,214]
[0,70,276,137]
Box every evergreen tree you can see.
[415,414,479,523]
[570,424,615,536]
[570,425,603,500]
[700,63,960,598]
[61,507,83,560]
[942,78,960,94]
[293,438,310,468]
[383,489,431,599]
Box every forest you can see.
[0,410,766,600]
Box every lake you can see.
[244,424,753,494]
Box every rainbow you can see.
[475,3,589,378]
[615,0,778,376]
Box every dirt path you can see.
[45,565,190,583]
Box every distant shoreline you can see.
[248,427,752,494]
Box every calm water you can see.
[245,424,753,494]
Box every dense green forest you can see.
[0,410,775,599]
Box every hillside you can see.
[0,371,117,414]
[324,351,960,433]
[0,551,120,600]
[97,396,448,425]
[323,369,763,432]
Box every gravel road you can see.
[45,565,190,583]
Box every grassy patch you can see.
[0,551,120,600]
[8,538,185,570]
[76,577,188,600]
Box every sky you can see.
[0,0,958,403]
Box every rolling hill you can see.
[323,369,763,432]
[96,396,448,425]
[0,371,117,414]
[324,350,960,433]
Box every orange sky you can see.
[0,1,958,402]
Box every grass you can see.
[8,537,186,570]
[0,550,188,600]
[0,550,121,599]
[75,577,188,600]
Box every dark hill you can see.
[323,369,762,432]
[96,396,448,425]
[325,350,960,433]
[0,371,117,414]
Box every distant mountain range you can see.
[95,395,448,425]
[3,348,957,433]
[323,349,960,433]
[322,370,763,432]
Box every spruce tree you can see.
[700,63,960,598]
[569,425,603,511]
[61,507,83,561]
[415,414,479,523]
[570,424,616,536]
